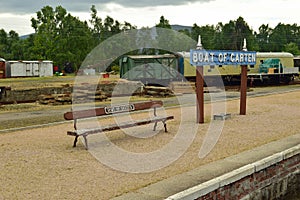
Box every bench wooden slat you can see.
[67,116,174,136]
[64,100,163,120]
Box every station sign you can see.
[190,50,257,66]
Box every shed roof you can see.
[126,54,177,59]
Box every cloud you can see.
[0,0,215,14]
[97,0,214,7]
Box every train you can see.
[119,54,180,86]
[119,52,299,85]
[0,59,53,78]
[178,51,299,84]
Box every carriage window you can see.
[250,65,255,68]
[219,65,222,67]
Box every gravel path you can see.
[0,90,300,199]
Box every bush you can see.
[111,65,120,74]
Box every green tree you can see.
[0,29,9,58]
[191,24,216,49]
[31,6,59,59]
[213,17,257,50]
[31,5,94,69]
[55,14,94,70]
[178,29,191,37]
[284,42,300,55]
[89,5,136,44]
[0,29,24,59]
[89,5,103,44]
[156,16,175,54]
[222,17,252,50]
[4,11,300,66]
[8,30,23,59]
[268,23,288,51]
[156,16,171,29]
[255,24,272,51]
[213,22,225,50]
[22,34,36,60]
[289,24,300,48]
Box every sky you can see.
[0,0,299,36]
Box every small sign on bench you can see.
[104,104,135,114]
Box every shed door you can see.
[32,63,39,76]
[0,61,5,78]
[26,63,32,76]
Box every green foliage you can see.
[1,9,300,72]
[190,17,259,51]
[156,16,171,29]
[255,24,272,51]
[90,5,136,45]
[0,5,136,71]
[284,42,300,55]
[111,65,120,74]
[29,5,95,69]
[0,29,23,59]
[191,24,216,49]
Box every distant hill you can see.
[20,33,34,40]
[171,25,192,32]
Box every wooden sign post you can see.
[195,35,204,123]
[240,39,248,115]
[196,65,204,123]
[240,65,248,115]
[190,38,256,124]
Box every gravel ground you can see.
[0,90,300,199]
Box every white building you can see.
[7,60,53,77]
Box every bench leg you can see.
[73,135,88,150]
[163,121,167,132]
[153,121,168,132]
[153,122,158,131]
[73,136,79,147]
[83,135,89,150]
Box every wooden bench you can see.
[64,100,174,149]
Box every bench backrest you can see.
[64,100,163,120]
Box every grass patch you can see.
[0,115,65,131]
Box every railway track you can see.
[224,78,300,91]
[289,79,300,85]
[1,83,300,133]
[0,80,299,106]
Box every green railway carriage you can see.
[119,54,182,85]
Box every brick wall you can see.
[197,152,300,200]
[167,145,300,200]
